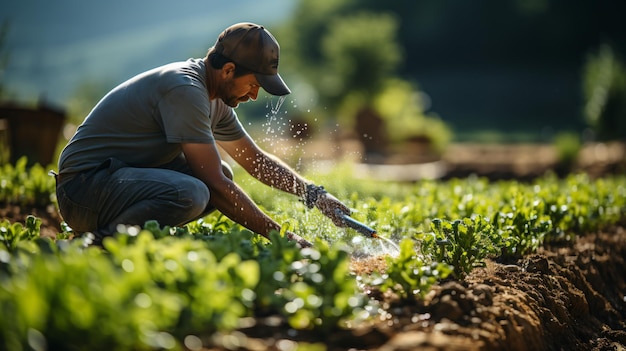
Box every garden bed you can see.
[197,226,626,351]
[3,201,625,350]
[1,143,625,350]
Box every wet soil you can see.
[349,227,626,351]
[3,202,625,351]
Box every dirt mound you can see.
[341,227,626,351]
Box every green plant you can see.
[378,238,452,299]
[1,155,625,350]
[0,215,41,251]
[427,216,499,277]
[553,131,581,172]
[0,157,56,207]
[0,240,184,351]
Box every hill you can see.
[1,0,293,105]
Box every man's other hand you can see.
[286,232,313,248]
[314,192,351,227]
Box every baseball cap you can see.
[213,22,290,96]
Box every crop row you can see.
[0,157,55,207]
[0,158,625,350]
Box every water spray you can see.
[335,209,378,238]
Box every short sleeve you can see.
[159,85,215,144]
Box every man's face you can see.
[220,73,261,108]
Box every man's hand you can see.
[286,232,313,248]
[314,192,351,227]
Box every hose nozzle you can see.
[335,209,378,238]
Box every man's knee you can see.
[179,177,210,215]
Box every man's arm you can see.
[181,142,283,240]
[218,134,309,197]
[217,135,351,225]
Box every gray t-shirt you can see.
[59,58,247,174]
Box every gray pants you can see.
[56,156,232,241]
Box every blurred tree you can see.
[321,13,402,108]
[316,0,626,141]
[278,0,355,74]
[373,79,452,155]
[583,45,626,141]
[281,1,403,109]
[275,0,625,146]
[278,0,453,159]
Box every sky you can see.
[1,0,294,106]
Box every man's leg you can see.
[159,156,234,217]
[95,166,211,238]
[100,161,234,235]
[57,158,234,243]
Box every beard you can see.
[223,95,250,108]
[219,79,250,107]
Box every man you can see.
[56,22,351,247]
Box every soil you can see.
[348,228,626,351]
[1,142,625,351]
[0,203,63,240]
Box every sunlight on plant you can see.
[1,157,625,350]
